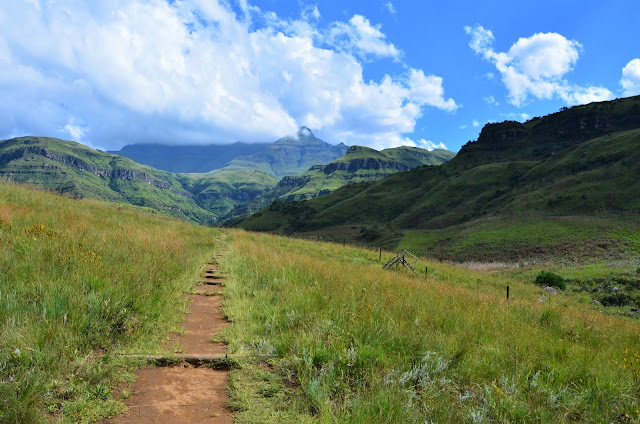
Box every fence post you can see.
[379,248,382,262]
[506,285,510,300]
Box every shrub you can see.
[599,293,631,307]
[535,271,566,290]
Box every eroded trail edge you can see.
[104,255,233,424]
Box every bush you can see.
[535,271,566,290]
[599,293,631,307]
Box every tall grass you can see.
[0,182,220,422]
[223,230,640,423]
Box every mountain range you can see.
[235,95,640,261]
[0,128,453,224]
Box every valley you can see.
[0,127,452,224]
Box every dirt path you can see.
[104,260,233,423]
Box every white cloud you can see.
[301,4,321,22]
[416,139,447,151]
[621,58,640,96]
[465,24,613,107]
[459,124,467,130]
[377,135,446,151]
[327,14,401,60]
[62,119,87,141]
[407,69,458,111]
[0,1,456,150]
[501,112,531,123]
[384,2,396,15]
[483,95,498,105]
[472,120,480,127]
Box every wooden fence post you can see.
[506,285,510,300]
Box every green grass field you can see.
[3,182,640,423]
[0,182,220,423]
[221,230,640,423]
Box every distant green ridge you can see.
[270,144,455,201]
[223,127,349,178]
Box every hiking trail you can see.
[104,253,233,423]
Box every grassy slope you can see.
[0,136,218,224]
[222,230,640,423]
[179,169,278,218]
[4,182,640,423]
[235,96,640,262]
[272,146,455,201]
[0,182,220,423]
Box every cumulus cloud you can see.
[0,0,456,150]
[465,24,613,107]
[327,15,401,60]
[621,58,640,96]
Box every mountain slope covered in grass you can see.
[235,96,640,261]
[223,127,349,178]
[5,182,640,422]
[271,145,455,201]
[0,136,219,224]
[0,136,283,224]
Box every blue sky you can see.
[1,0,639,152]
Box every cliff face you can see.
[476,121,528,145]
[322,158,412,173]
[1,145,171,189]
[267,144,455,203]
[456,98,640,169]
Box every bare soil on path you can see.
[104,260,232,424]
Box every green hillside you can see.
[0,136,218,224]
[179,169,278,218]
[224,127,349,178]
[271,145,454,201]
[235,95,640,261]
[0,136,282,224]
[108,142,270,173]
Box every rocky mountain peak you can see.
[297,126,314,139]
